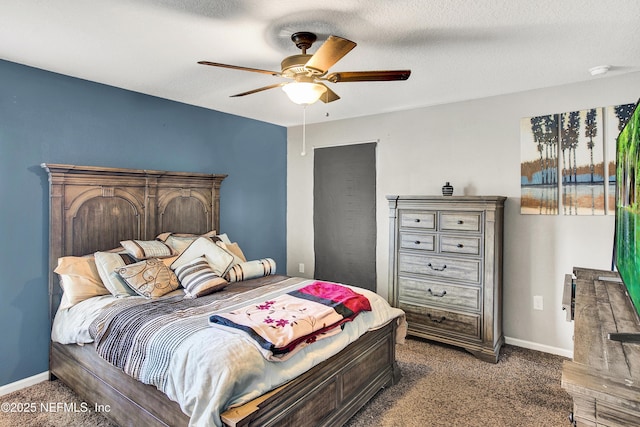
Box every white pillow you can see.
[170,237,234,276]
[94,251,138,297]
[156,230,218,254]
[225,258,276,283]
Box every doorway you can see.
[313,142,377,291]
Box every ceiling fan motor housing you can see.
[281,54,318,77]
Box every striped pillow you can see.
[225,258,276,283]
[120,240,176,259]
[174,256,228,298]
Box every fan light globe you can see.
[282,82,327,105]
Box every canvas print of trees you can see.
[561,108,604,215]
[521,102,636,215]
[521,114,559,214]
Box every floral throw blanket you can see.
[208,281,372,361]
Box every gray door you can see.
[313,142,376,291]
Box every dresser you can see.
[387,196,506,363]
[562,267,640,426]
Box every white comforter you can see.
[52,279,406,427]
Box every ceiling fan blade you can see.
[304,35,357,74]
[326,70,411,83]
[198,61,281,77]
[230,83,286,97]
[318,84,340,103]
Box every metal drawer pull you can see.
[427,288,447,297]
[414,240,421,245]
[427,313,446,323]
[457,220,464,224]
[427,263,447,271]
[415,218,421,223]
[457,243,464,248]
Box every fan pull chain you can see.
[301,105,307,156]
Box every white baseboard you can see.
[0,372,49,396]
[505,336,573,359]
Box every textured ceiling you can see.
[1,0,639,126]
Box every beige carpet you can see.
[0,338,572,427]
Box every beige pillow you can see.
[218,241,247,263]
[54,256,109,309]
[116,258,179,298]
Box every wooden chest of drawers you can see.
[387,196,506,363]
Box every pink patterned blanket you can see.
[208,281,371,361]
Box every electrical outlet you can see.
[298,263,305,273]
[533,295,544,311]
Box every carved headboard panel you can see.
[41,163,226,321]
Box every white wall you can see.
[287,72,640,356]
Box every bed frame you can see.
[42,163,401,427]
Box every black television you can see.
[613,97,640,340]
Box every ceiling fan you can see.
[198,32,411,105]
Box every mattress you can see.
[52,276,406,427]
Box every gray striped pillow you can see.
[174,256,228,298]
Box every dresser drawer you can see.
[439,212,482,232]
[400,302,481,339]
[398,276,481,311]
[399,253,481,284]
[399,211,436,230]
[440,235,481,256]
[400,232,436,251]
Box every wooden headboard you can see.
[41,163,227,321]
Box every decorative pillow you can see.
[216,241,247,266]
[225,258,276,283]
[54,256,110,309]
[170,237,234,276]
[174,256,228,298]
[120,240,176,260]
[94,251,139,297]
[116,258,179,298]
[156,230,217,254]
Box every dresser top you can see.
[387,195,506,200]
[387,195,506,206]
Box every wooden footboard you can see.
[51,321,400,427]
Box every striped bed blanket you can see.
[208,281,372,360]
[88,275,301,389]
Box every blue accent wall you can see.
[0,60,287,387]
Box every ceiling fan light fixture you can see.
[282,82,327,105]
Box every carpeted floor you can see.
[0,338,572,427]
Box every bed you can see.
[42,163,404,427]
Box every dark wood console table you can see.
[561,267,640,426]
